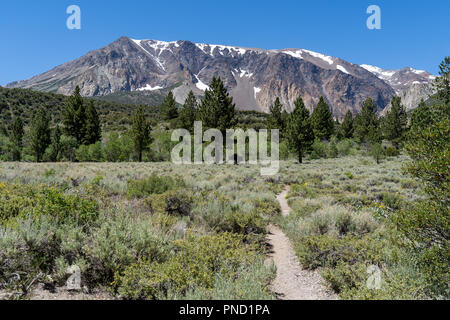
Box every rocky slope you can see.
[360,65,436,112]
[6,36,434,118]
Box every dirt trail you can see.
[267,186,338,300]
[276,186,291,217]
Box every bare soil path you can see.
[267,186,338,300]
[276,186,291,217]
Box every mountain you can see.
[360,65,436,112]
[6,36,434,118]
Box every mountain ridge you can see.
[6,36,435,119]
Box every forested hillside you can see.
[0,87,160,131]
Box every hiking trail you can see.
[267,186,338,300]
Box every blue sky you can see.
[1,0,449,85]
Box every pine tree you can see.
[339,110,354,139]
[334,118,342,139]
[433,56,450,105]
[0,123,7,136]
[84,101,102,145]
[63,86,86,145]
[198,77,236,134]
[267,98,286,137]
[161,91,179,120]
[178,91,198,132]
[382,96,407,147]
[367,122,382,144]
[29,108,51,162]
[10,116,24,161]
[397,117,449,294]
[130,106,152,162]
[48,126,62,162]
[353,98,380,143]
[311,97,334,141]
[286,96,315,163]
[370,142,384,164]
[410,99,433,132]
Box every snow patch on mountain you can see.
[336,65,349,74]
[303,49,334,65]
[195,43,248,57]
[136,84,163,91]
[195,75,210,91]
[282,50,304,59]
[239,70,253,78]
[361,64,436,90]
[410,68,426,75]
[254,87,261,99]
[360,64,396,80]
[131,39,167,71]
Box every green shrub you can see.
[344,171,354,180]
[399,179,418,190]
[378,192,404,211]
[336,139,354,156]
[0,183,98,225]
[88,142,103,161]
[33,187,99,225]
[370,143,385,164]
[278,141,291,160]
[221,211,266,237]
[144,189,193,217]
[0,183,37,222]
[335,210,353,235]
[59,135,78,161]
[44,169,56,178]
[75,145,91,162]
[180,260,275,300]
[165,190,192,217]
[309,210,334,235]
[321,261,368,294]
[0,216,61,289]
[385,146,400,157]
[309,139,327,159]
[114,232,258,299]
[289,198,322,218]
[294,234,385,270]
[323,253,429,299]
[393,201,449,297]
[75,142,103,162]
[252,198,281,220]
[84,210,169,285]
[127,173,185,198]
[289,183,318,199]
[294,205,378,239]
[327,140,339,158]
[103,132,131,162]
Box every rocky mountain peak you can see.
[6,36,434,119]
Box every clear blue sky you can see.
[1,0,449,85]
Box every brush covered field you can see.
[0,151,442,300]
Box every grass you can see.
[0,154,435,300]
[277,155,432,299]
[0,160,279,300]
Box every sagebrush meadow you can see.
[0,3,448,302]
